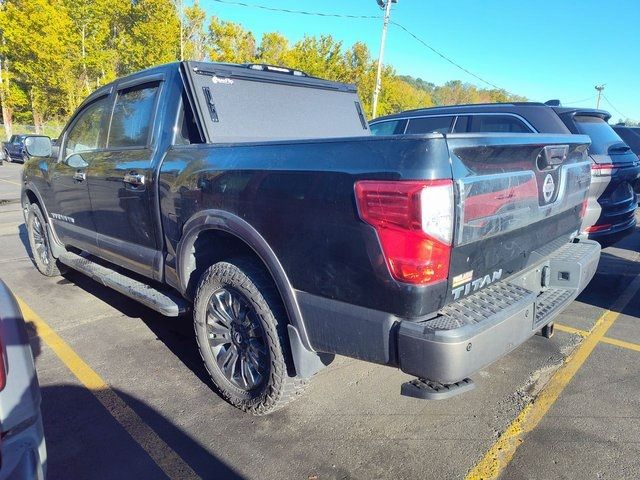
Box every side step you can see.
[401,378,475,400]
[58,251,189,317]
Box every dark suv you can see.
[612,125,640,158]
[371,103,640,246]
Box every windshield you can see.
[574,115,629,155]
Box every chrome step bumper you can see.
[397,240,601,384]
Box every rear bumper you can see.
[581,216,636,247]
[397,240,600,383]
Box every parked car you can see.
[20,62,598,414]
[612,124,640,158]
[371,102,640,247]
[0,280,47,479]
[3,135,29,163]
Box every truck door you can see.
[49,94,110,252]
[86,79,162,280]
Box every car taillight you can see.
[355,179,453,285]
[591,163,618,176]
[585,223,612,233]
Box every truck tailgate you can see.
[445,133,591,305]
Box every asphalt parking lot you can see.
[1,161,639,480]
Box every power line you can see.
[209,0,380,20]
[389,21,506,92]
[209,0,512,95]
[602,95,628,119]
[563,95,596,105]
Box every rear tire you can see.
[194,256,308,415]
[26,203,66,277]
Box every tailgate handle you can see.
[123,172,145,188]
[540,145,568,168]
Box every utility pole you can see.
[595,84,605,109]
[179,0,184,61]
[372,0,396,119]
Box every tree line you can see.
[0,0,526,138]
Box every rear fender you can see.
[177,210,327,378]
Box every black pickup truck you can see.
[19,62,599,414]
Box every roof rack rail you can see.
[244,64,309,77]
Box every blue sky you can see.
[197,0,640,121]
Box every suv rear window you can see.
[468,115,531,133]
[370,120,404,136]
[405,116,454,134]
[574,116,627,155]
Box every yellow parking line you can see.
[554,323,588,337]
[600,336,640,353]
[0,177,20,186]
[17,297,200,480]
[556,323,640,352]
[466,273,640,480]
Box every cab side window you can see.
[65,97,109,157]
[108,83,159,148]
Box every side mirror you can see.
[23,135,52,158]
[65,153,89,169]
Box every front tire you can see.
[194,256,307,415]
[26,204,66,277]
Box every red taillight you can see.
[585,223,612,233]
[355,180,453,285]
[591,163,617,176]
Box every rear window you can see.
[405,116,454,134]
[468,115,531,133]
[574,116,626,155]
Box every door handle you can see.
[123,172,145,187]
[73,171,86,182]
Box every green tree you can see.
[208,16,256,63]
[256,32,290,66]
[117,0,180,74]
[287,35,347,80]
[0,0,78,129]
[184,0,207,61]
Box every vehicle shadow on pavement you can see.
[576,228,640,311]
[59,268,215,385]
[40,383,245,480]
[24,319,244,480]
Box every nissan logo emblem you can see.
[543,174,555,203]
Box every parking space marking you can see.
[556,323,640,352]
[16,297,200,480]
[0,178,20,186]
[466,273,640,480]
